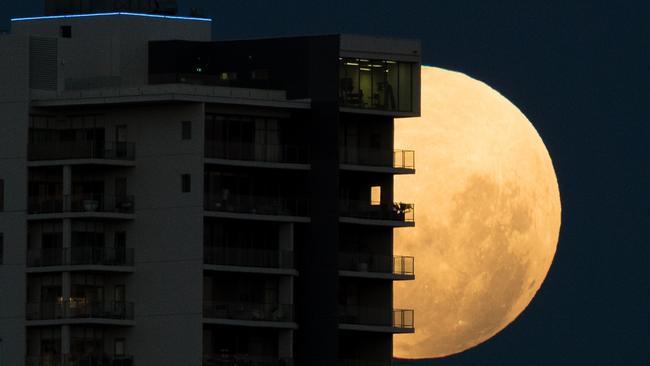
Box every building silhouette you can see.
[0,2,421,365]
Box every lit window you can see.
[371,186,381,205]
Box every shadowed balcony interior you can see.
[204,167,308,216]
[203,325,291,366]
[26,273,133,321]
[204,273,291,322]
[204,219,294,269]
[27,221,133,268]
[28,167,134,215]
[205,112,308,164]
[29,115,135,161]
[340,172,414,222]
[338,331,393,366]
[27,326,133,366]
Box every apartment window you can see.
[371,186,381,205]
[339,57,414,112]
[182,121,192,139]
[181,174,191,193]
[114,338,125,356]
[0,179,4,211]
[60,25,72,38]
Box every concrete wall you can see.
[11,15,211,91]
[126,102,205,365]
[0,33,30,366]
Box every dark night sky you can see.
[1,1,648,364]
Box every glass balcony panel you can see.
[204,193,308,217]
[27,247,134,267]
[338,360,391,366]
[63,354,134,366]
[203,355,293,366]
[203,301,293,322]
[340,200,414,222]
[204,246,293,269]
[28,140,135,161]
[205,140,307,164]
[339,253,414,275]
[28,195,135,215]
[339,305,414,329]
[26,301,134,321]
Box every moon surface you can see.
[393,66,561,358]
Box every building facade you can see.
[0,7,420,366]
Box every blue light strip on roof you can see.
[11,12,212,22]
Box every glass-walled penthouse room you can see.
[339,58,414,112]
[149,38,417,113]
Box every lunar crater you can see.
[393,67,561,359]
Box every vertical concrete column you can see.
[298,35,341,366]
[62,165,72,208]
[61,165,72,362]
[278,223,295,358]
[278,223,294,267]
[278,329,293,360]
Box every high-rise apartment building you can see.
[0,2,420,365]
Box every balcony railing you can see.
[27,354,134,366]
[204,246,294,269]
[28,140,135,161]
[64,354,134,366]
[338,360,391,366]
[203,354,293,366]
[203,301,294,322]
[339,306,414,329]
[206,140,308,164]
[340,148,415,170]
[339,253,414,276]
[26,301,134,321]
[204,194,308,217]
[340,201,414,222]
[27,247,134,268]
[26,355,62,366]
[28,194,135,215]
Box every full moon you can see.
[393,67,561,358]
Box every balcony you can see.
[338,360,391,366]
[203,355,293,366]
[26,301,134,324]
[64,354,134,366]
[203,301,295,327]
[339,253,414,280]
[28,194,135,219]
[27,354,133,366]
[338,306,414,333]
[339,200,414,226]
[340,148,415,173]
[204,246,295,275]
[204,194,309,222]
[26,355,62,366]
[27,247,134,271]
[206,140,308,167]
[28,140,135,164]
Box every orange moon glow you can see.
[393,66,561,358]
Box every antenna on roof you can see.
[190,8,206,18]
